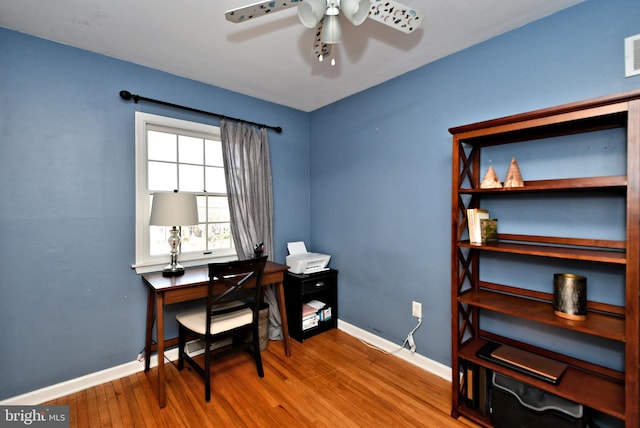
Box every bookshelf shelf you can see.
[457,240,627,264]
[458,175,627,193]
[458,338,625,421]
[458,289,625,341]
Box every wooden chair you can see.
[176,256,268,401]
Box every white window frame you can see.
[132,112,236,274]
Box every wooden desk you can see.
[142,261,290,407]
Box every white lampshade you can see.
[341,0,370,26]
[150,192,199,226]
[321,14,342,44]
[298,0,326,28]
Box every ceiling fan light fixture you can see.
[341,0,370,26]
[325,0,340,16]
[298,0,326,28]
[321,14,342,44]
[226,0,425,68]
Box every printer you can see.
[286,241,331,274]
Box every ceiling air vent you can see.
[625,34,640,77]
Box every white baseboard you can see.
[1,323,451,405]
[0,348,180,406]
[337,320,452,382]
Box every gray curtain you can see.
[220,119,282,340]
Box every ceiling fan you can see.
[225,0,424,65]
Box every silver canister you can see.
[553,273,587,320]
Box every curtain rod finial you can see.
[119,90,132,100]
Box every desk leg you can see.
[276,282,291,357]
[144,288,155,372]
[155,292,166,408]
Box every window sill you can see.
[132,252,238,274]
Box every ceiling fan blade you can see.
[368,0,424,34]
[312,20,331,61]
[225,0,302,23]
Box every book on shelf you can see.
[302,303,317,317]
[317,307,332,321]
[302,313,319,330]
[303,300,332,322]
[302,302,320,331]
[476,342,566,384]
[480,218,498,243]
[306,299,326,310]
[477,366,491,416]
[490,344,567,383]
[465,361,479,409]
[466,208,489,244]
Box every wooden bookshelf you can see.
[450,89,640,427]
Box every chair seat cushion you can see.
[176,301,253,335]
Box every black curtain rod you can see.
[119,90,282,134]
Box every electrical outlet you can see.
[412,301,422,318]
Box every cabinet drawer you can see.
[301,274,336,294]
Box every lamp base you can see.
[162,268,185,277]
[162,264,185,277]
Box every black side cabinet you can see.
[283,269,338,342]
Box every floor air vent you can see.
[625,34,640,77]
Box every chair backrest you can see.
[205,256,268,332]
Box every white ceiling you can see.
[0,0,583,112]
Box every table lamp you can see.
[150,191,199,277]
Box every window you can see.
[133,112,235,273]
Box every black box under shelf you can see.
[491,373,587,428]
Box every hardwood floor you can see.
[44,329,479,427]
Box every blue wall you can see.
[309,0,640,369]
[0,28,310,399]
[1,0,639,403]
